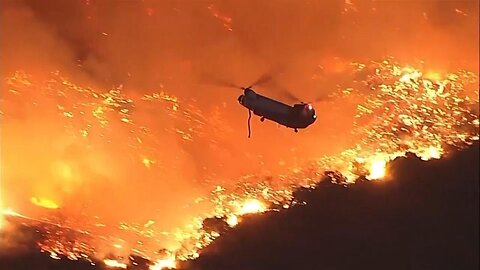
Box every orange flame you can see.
[30,197,60,209]
[104,259,127,269]
[237,199,267,215]
[150,256,177,270]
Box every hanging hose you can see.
[247,109,252,138]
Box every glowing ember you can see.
[104,259,127,269]
[426,146,442,160]
[1,208,22,217]
[226,215,239,227]
[237,199,267,215]
[149,256,177,270]
[455,8,468,16]
[0,166,3,230]
[49,251,61,260]
[31,197,60,209]
[367,159,387,180]
[207,4,233,31]
[142,157,155,168]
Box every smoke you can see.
[0,219,41,256]
[1,0,478,260]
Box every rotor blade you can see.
[208,77,242,89]
[249,65,286,88]
[310,93,331,103]
[215,80,243,89]
[250,72,274,87]
[278,88,302,103]
[199,72,243,89]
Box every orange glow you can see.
[367,159,387,180]
[149,256,177,270]
[1,208,22,218]
[142,157,155,168]
[207,4,233,31]
[426,146,442,160]
[0,59,477,267]
[226,215,239,227]
[0,211,4,230]
[399,69,422,83]
[0,194,3,230]
[52,161,74,180]
[0,0,478,267]
[237,199,267,215]
[424,71,443,81]
[30,197,59,209]
[0,163,4,230]
[104,259,127,269]
[455,8,468,16]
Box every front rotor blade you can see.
[250,65,286,88]
[250,72,274,87]
[199,73,242,89]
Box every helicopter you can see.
[208,71,320,137]
[238,86,316,133]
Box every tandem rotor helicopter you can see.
[209,72,322,138]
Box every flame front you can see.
[31,197,60,209]
[104,259,127,269]
[150,256,177,270]
[237,199,267,215]
[367,159,387,180]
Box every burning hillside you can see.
[1,58,478,269]
[1,0,478,269]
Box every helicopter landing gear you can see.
[294,128,298,133]
[260,117,265,122]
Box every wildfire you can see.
[0,57,478,268]
[207,4,233,31]
[226,215,239,227]
[104,259,127,269]
[315,59,478,184]
[367,159,387,180]
[237,199,267,215]
[150,256,177,270]
[0,195,3,230]
[31,197,60,209]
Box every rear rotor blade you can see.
[200,73,243,90]
[308,93,332,104]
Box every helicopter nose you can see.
[238,94,244,104]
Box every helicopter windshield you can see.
[292,104,316,119]
[306,104,316,119]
